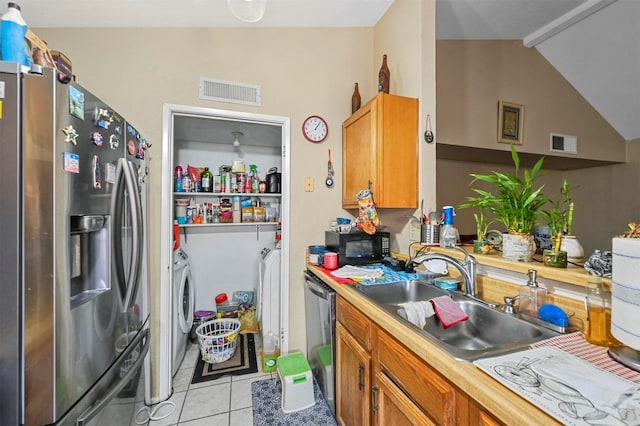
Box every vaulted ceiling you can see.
[23,0,639,140]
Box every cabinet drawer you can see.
[377,329,456,425]
[337,296,371,351]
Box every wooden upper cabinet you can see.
[342,92,419,209]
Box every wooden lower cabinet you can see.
[336,321,371,426]
[336,295,503,425]
[372,370,435,426]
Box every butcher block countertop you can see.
[307,263,562,425]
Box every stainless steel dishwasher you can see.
[304,270,336,415]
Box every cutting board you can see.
[474,346,640,425]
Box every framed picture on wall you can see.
[498,101,524,145]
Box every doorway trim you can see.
[157,104,290,402]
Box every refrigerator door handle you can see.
[111,158,144,313]
[75,327,150,426]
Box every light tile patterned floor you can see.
[147,336,275,426]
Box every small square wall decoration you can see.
[498,101,524,145]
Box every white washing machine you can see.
[257,243,281,347]
[173,248,195,377]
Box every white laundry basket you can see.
[196,318,241,364]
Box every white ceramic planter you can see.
[502,233,535,262]
[560,235,584,262]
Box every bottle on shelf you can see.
[378,54,390,94]
[174,165,183,192]
[352,82,361,113]
[249,165,259,193]
[200,167,213,192]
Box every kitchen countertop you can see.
[307,263,561,425]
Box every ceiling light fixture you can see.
[232,131,243,147]
[227,0,267,23]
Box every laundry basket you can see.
[196,318,241,364]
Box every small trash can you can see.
[190,310,215,344]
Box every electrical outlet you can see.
[305,177,314,192]
[409,222,421,242]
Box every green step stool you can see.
[276,352,315,413]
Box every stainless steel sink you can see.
[355,280,559,361]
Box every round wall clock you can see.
[302,115,328,143]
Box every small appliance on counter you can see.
[325,230,390,267]
[266,166,281,193]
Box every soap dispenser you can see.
[519,269,547,317]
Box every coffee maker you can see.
[266,167,281,193]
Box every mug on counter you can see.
[324,252,338,270]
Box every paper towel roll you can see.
[611,238,640,350]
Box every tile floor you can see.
[147,336,275,426]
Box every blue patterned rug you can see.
[251,377,337,425]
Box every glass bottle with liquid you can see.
[585,275,619,346]
[200,167,213,192]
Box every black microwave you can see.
[325,230,390,267]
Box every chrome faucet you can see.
[413,246,478,298]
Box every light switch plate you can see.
[305,177,314,192]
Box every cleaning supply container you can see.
[262,331,280,373]
[277,352,315,413]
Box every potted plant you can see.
[462,145,548,262]
[542,178,583,263]
[458,195,494,254]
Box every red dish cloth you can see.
[429,296,469,329]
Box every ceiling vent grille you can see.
[550,133,577,154]
[199,77,261,107]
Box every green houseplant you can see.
[462,145,548,261]
[541,178,574,240]
[458,195,494,253]
[542,178,583,263]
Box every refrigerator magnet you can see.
[62,152,80,173]
[68,86,85,120]
[90,131,103,147]
[127,140,136,156]
[109,134,120,150]
[92,155,101,189]
[62,125,79,145]
[105,163,116,184]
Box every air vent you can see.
[550,133,577,154]
[199,77,261,107]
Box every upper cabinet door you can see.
[342,93,418,209]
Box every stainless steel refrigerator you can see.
[0,62,151,426]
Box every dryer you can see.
[173,248,195,376]
[257,243,281,347]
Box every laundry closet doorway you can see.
[159,104,290,401]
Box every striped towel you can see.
[530,332,640,384]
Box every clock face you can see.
[302,115,328,143]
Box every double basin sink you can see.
[355,280,559,361]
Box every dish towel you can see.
[429,296,469,329]
[330,265,384,280]
[399,301,435,328]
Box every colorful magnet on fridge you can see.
[92,155,101,189]
[109,134,120,150]
[90,131,104,147]
[135,144,145,159]
[68,86,85,120]
[127,140,135,156]
[62,125,79,145]
[115,125,122,135]
[93,107,111,129]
